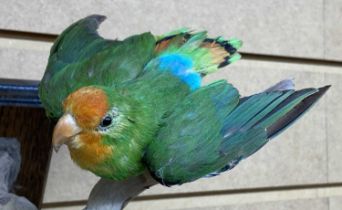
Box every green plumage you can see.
[144,81,240,184]
[39,15,329,184]
[39,15,155,118]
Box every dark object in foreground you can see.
[0,78,54,208]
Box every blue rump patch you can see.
[157,54,201,90]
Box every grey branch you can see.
[84,171,158,210]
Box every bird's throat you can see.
[68,133,112,172]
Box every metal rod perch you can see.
[84,171,157,210]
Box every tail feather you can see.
[207,84,330,177]
[155,30,242,74]
[147,31,242,91]
[252,88,317,130]
[222,90,294,133]
[202,37,242,68]
[265,79,295,92]
[266,85,330,138]
[155,30,190,53]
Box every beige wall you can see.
[1,1,342,209]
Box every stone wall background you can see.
[0,1,342,209]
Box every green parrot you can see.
[39,15,329,186]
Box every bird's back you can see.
[122,29,243,119]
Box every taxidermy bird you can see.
[39,15,329,187]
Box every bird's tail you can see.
[223,85,330,138]
[262,85,330,138]
[208,83,330,177]
[155,29,242,75]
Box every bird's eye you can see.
[100,116,112,127]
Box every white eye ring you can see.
[97,107,120,132]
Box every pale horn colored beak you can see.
[52,113,82,152]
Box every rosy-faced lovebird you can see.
[39,15,330,186]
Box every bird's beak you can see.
[52,113,82,152]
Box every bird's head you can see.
[52,86,155,180]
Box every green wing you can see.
[39,15,156,118]
[144,80,240,185]
[144,81,329,185]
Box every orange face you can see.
[52,86,113,170]
[63,87,109,129]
